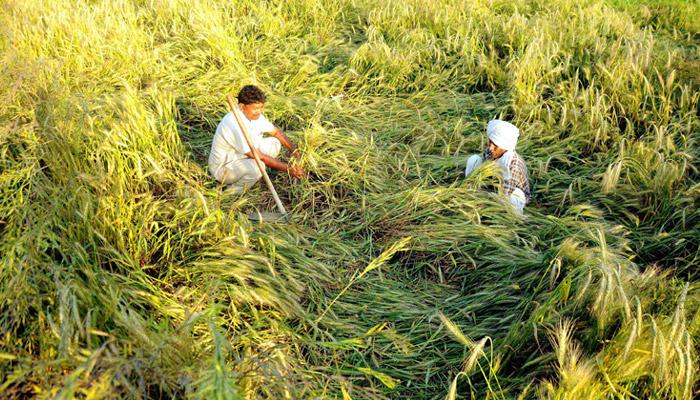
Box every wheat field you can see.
[1,0,699,398]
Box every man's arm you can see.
[269,129,300,157]
[244,150,304,178]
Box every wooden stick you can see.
[226,94,288,217]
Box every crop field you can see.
[1,0,699,398]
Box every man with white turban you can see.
[464,120,531,214]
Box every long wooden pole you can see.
[226,94,288,217]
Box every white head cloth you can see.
[487,120,519,151]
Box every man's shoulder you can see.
[218,112,242,132]
[221,111,237,124]
[509,151,528,171]
[511,151,526,164]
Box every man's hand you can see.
[288,165,305,179]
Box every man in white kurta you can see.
[464,120,531,214]
[208,85,303,192]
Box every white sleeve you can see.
[221,113,251,154]
[464,154,484,176]
[509,188,527,214]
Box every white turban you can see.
[487,120,519,151]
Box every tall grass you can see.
[1,0,699,398]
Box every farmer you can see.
[208,85,304,193]
[464,120,531,214]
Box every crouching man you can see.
[464,120,531,214]
[208,85,304,193]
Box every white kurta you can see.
[208,110,281,190]
[465,151,528,214]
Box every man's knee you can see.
[260,137,281,158]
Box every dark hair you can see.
[237,85,266,105]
